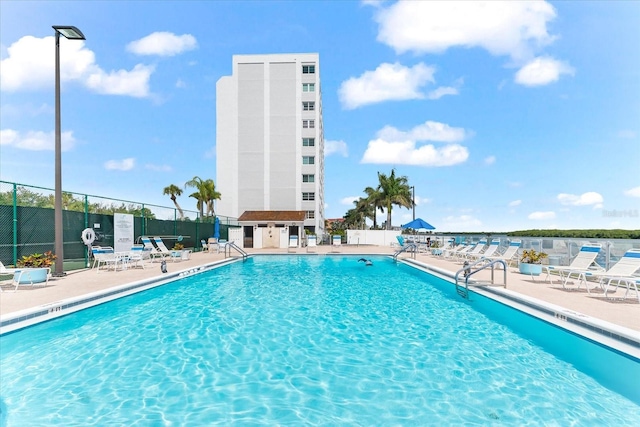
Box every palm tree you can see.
[185,176,222,220]
[162,184,185,220]
[185,176,207,220]
[363,186,384,229]
[377,169,413,230]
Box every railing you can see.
[454,259,507,299]
[225,242,248,261]
[393,243,418,261]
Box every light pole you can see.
[411,185,415,221]
[53,25,85,277]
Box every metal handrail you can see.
[454,258,507,299]
[224,242,248,260]
[393,243,418,261]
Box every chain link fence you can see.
[0,181,238,270]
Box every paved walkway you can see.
[1,245,638,333]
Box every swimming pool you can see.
[1,255,639,425]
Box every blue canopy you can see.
[213,217,220,239]
[401,218,435,230]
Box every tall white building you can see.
[216,53,324,236]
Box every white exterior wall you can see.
[216,53,324,235]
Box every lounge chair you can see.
[140,237,164,262]
[443,243,467,260]
[457,240,487,262]
[332,235,342,252]
[542,243,603,286]
[573,249,640,299]
[153,237,180,262]
[483,240,522,267]
[126,244,147,269]
[288,235,299,253]
[207,237,220,254]
[307,235,317,253]
[0,263,51,292]
[468,238,501,261]
[92,246,123,272]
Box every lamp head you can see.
[53,25,85,40]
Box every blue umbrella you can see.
[401,218,435,230]
[213,217,220,239]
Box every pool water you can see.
[1,255,639,426]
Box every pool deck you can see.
[1,245,639,335]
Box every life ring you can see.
[81,228,96,245]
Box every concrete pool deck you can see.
[1,244,638,335]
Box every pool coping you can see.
[0,257,238,335]
[403,258,640,359]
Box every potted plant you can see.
[15,251,56,284]
[518,249,548,276]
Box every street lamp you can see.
[53,25,85,277]
[411,186,415,221]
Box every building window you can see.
[302,156,315,165]
[302,101,315,111]
[302,192,315,201]
[303,83,315,92]
[306,210,315,219]
[302,65,315,74]
[303,120,315,129]
[302,138,315,147]
[302,174,315,183]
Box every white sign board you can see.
[114,213,134,253]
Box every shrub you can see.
[16,251,57,268]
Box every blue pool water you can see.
[1,255,639,426]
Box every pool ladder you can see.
[454,259,507,299]
[224,242,248,261]
[393,243,418,261]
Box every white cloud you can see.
[377,121,468,143]
[0,129,76,151]
[515,56,575,86]
[0,35,153,97]
[375,1,557,61]
[341,196,359,205]
[325,140,348,157]
[104,158,135,171]
[176,79,186,88]
[557,192,603,206]
[145,164,172,172]
[427,86,458,100]
[624,186,640,198]
[528,211,556,220]
[484,155,496,165]
[361,120,470,167]
[508,200,522,207]
[85,64,154,97]
[338,62,435,109]
[126,32,198,57]
[362,139,468,167]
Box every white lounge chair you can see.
[457,240,486,262]
[483,240,522,267]
[207,237,220,254]
[574,249,640,299]
[288,235,299,253]
[154,237,180,262]
[307,235,317,253]
[542,243,603,286]
[127,244,147,269]
[1,264,51,292]
[332,235,342,252]
[140,236,164,262]
[468,238,501,261]
[92,246,123,272]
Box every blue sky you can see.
[1,0,639,232]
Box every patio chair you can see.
[483,240,522,267]
[542,243,603,286]
[92,246,123,272]
[153,237,178,262]
[468,239,501,261]
[571,249,640,299]
[288,235,299,253]
[332,235,342,252]
[456,240,487,262]
[140,237,164,262]
[307,235,317,253]
[126,244,146,269]
[207,237,220,254]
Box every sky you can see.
[1,0,639,232]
